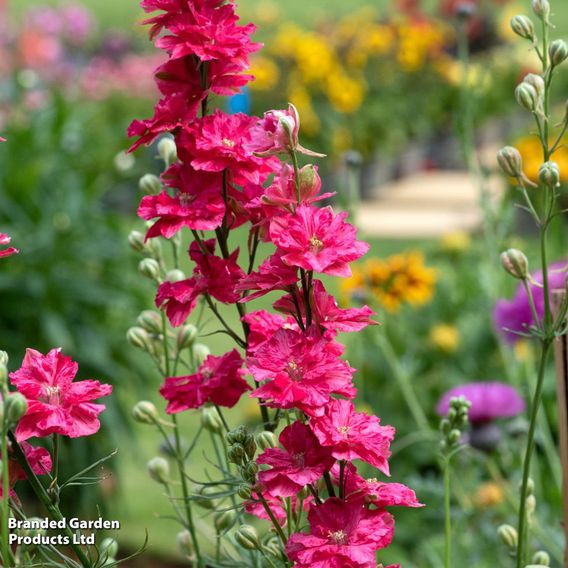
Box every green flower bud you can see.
[515,82,539,111]
[201,406,223,433]
[132,401,158,425]
[176,530,194,557]
[244,437,257,460]
[147,457,170,484]
[157,138,177,166]
[193,484,218,510]
[146,237,162,260]
[139,173,161,196]
[498,524,518,548]
[235,525,261,550]
[126,326,153,352]
[226,425,247,445]
[138,258,161,281]
[256,431,278,451]
[523,74,545,100]
[165,269,186,283]
[192,343,210,367]
[0,363,7,388]
[237,484,252,500]
[176,324,198,351]
[526,494,536,516]
[531,0,550,21]
[21,517,46,540]
[524,477,535,496]
[510,15,535,41]
[532,551,550,566]
[549,39,568,66]
[99,538,119,560]
[497,146,524,178]
[242,461,259,484]
[214,510,236,533]
[137,310,163,334]
[0,351,8,367]
[228,443,245,465]
[538,161,560,187]
[5,393,28,425]
[501,249,529,280]
[448,429,462,445]
[128,230,146,253]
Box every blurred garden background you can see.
[2,0,568,566]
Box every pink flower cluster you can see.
[129,1,420,565]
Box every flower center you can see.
[43,385,61,405]
[366,477,378,483]
[201,369,213,381]
[337,425,351,436]
[293,452,305,467]
[309,235,323,251]
[328,530,348,545]
[222,138,236,148]
[286,360,303,381]
[178,192,195,207]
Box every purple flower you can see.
[493,260,567,344]
[436,382,525,424]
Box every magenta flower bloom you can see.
[258,421,334,497]
[0,232,18,258]
[178,110,279,185]
[2,441,52,498]
[286,497,395,568]
[270,205,369,277]
[241,310,297,353]
[436,381,525,424]
[160,349,249,412]
[310,399,395,474]
[249,328,356,416]
[10,348,112,441]
[493,260,567,343]
[139,164,225,238]
[156,239,245,327]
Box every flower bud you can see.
[138,258,161,281]
[201,406,223,433]
[538,161,560,187]
[524,477,535,496]
[158,137,177,166]
[501,249,529,280]
[126,326,153,352]
[176,530,194,557]
[242,461,259,484]
[237,484,252,499]
[515,82,539,111]
[146,237,162,260]
[139,174,161,196]
[531,0,550,21]
[128,230,146,253]
[0,363,7,388]
[228,443,245,465]
[498,524,518,548]
[235,525,261,550]
[5,393,28,425]
[0,351,8,367]
[99,538,119,560]
[137,310,162,334]
[165,269,186,283]
[147,457,170,484]
[497,146,524,178]
[549,40,568,66]
[526,494,536,516]
[226,425,248,445]
[19,517,46,540]
[132,401,158,425]
[244,437,257,460]
[176,324,197,350]
[214,510,236,533]
[523,74,545,101]
[448,429,462,445]
[192,343,210,367]
[193,484,217,509]
[256,431,278,451]
[510,15,536,41]
[532,551,550,566]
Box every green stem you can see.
[515,341,552,568]
[258,494,287,545]
[7,432,92,568]
[444,458,452,568]
[1,424,10,567]
[290,150,301,203]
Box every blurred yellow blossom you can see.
[250,56,280,91]
[474,482,505,508]
[331,126,353,155]
[440,231,472,254]
[440,60,492,92]
[287,84,320,135]
[514,339,531,362]
[515,135,568,183]
[271,22,304,57]
[326,72,366,114]
[430,324,460,353]
[294,33,338,83]
[396,20,448,72]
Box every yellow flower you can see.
[430,324,460,353]
[515,135,568,183]
[340,266,365,305]
[326,72,366,114]
[249,56,280,91]
[514,339,531,362]
[441,60,492,92]
[294,33,338,83]
[474,482,505,509]
[271,23,304,57]
[440,231,472,254]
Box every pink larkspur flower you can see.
[286,497,395,568]
[138,163,225,238]
[241,310,298,353]
[156,239,245,327]
[249,328,356,416]
[310,399,394,474]
[177,110,279,185]
[10,348,112,441]
[257,421,334,497]
[0,232,18,258]
[160,349,249,412]
[2,441,52,498]
[270,205,369,277]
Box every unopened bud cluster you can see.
[226,425,258,485]
[439,396,470,453]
